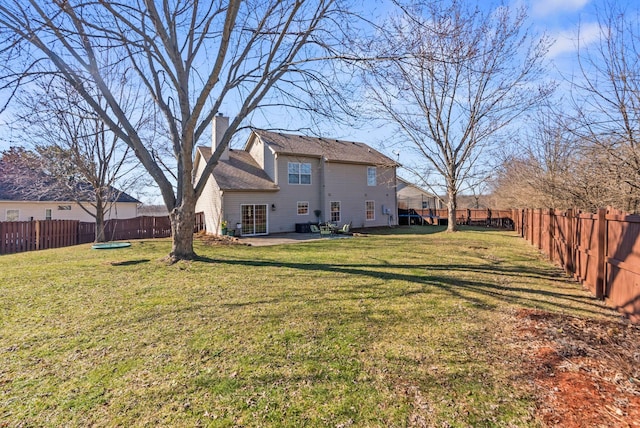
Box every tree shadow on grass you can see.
[193,255,616,321]
[110,259,151,266]
[354,225,448,235]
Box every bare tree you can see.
[12,79,146,242]
[357,0,552,231]
[0,0,351,260]
[0,147,49,197]
[491,106,639,213]
[570,1,640,213]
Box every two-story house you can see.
[194,116,398,236]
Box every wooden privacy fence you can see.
[0,213,206,255]
[514,208,640,322]
[0,220,81,254]
[402,208,516,228]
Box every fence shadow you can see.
[192,256,614,320]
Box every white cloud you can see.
[547,21,601,58]
[532,0,590,17]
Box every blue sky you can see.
[340,0,629,166]
[526,0,603,71]
[0,0,634,203]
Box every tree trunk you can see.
[95,200,106,242]
[447,187,458,232]
[168,199,197,262]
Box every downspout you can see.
[393,167,398,226]
[320,156,326,223]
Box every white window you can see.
[422,201,429,209]
[366,200,375,221]
[6,209,19,221]
[45,209,52,220]
[330,201,340,223]
[367,167,377,186]
[297,201,309,215]
[288,162,311,185]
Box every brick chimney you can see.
[212,113,229,161]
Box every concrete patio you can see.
[237,232,353,247]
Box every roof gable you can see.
[397,177,437,198]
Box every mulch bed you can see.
[195,233,249,246]
[513,308,640,427]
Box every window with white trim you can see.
[288,162,311,184]
[367,166,377,186]
[365,200,375,221]
[330,201,341,223]
[297,201,309,215]
[45,209,52,220]
[6,209,19,221]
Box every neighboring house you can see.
[397,177,442,210]
[137,204,169,217]
[0,182,140,222]
[452,194,492,209]
[194,116,398,236]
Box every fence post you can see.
[35,220,41,251]
[595,208,607,299]
[519,209,524,237]
[537,209,542,250]
[531,208,540,247]
[566,209,574,275]
[548,208,554,261]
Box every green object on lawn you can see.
[91,242,132,250]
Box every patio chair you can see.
[336,222,351,234]
[310,224,321,234]
[319,225,333,236]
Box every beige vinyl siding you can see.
[323,162,397,228]
[247,134,264,168]
[222,192,274,234]
[222,154,323,234]
[194,153,223,234]
[269,154,322,230]
[0,201,138,222]
[247,134,276,182]
[397,180,442,210]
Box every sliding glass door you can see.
[241,204,268,236]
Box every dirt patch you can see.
[195,232,249,246]
[513,308,640,427]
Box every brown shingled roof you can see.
[252,129,396,166]
[196,146,278,191]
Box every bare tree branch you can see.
[355,0,552,230]
[0,0,353,260]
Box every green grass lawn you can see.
[0,226,619,427]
